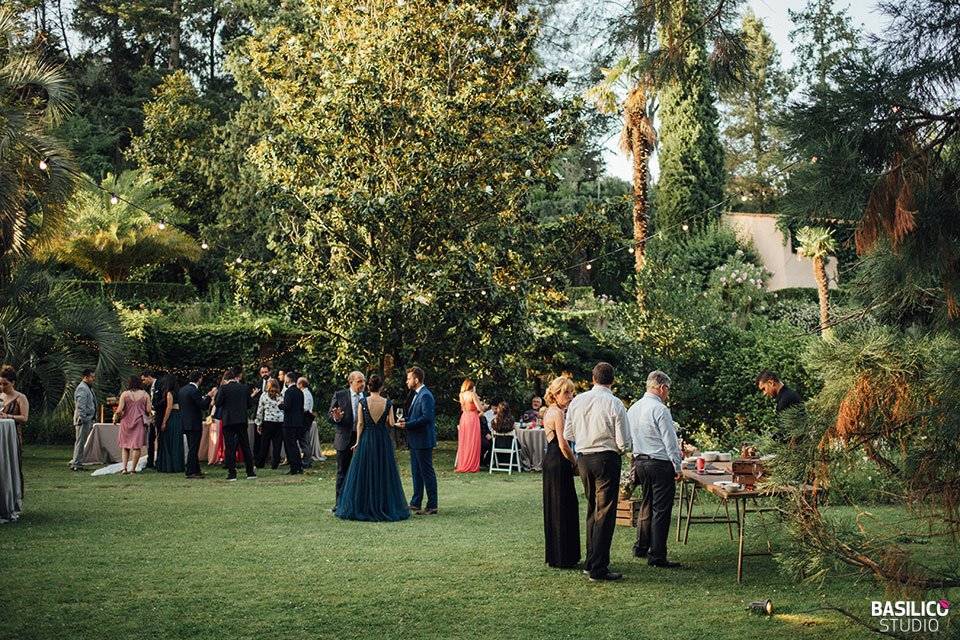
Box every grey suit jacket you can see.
[73,382,96,425]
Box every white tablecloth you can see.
[0,418,23,523]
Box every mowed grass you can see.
[0,445,883,640]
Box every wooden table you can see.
[675,461,809,583]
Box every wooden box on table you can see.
[732,459,765,489]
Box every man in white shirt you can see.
[628,370,682,569]
[297,376,315,468]
[563,362,631,581]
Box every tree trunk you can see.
[169,0,182,70]
[813,256,831,337]
[629,118,650,274]
[56,0,71,59]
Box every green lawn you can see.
[0,445,883,640]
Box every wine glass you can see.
[395,407,404,424]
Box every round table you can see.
[513,426,546,471]
[0,418,23,523]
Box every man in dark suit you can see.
[280,371,305,475]
[178,370,217,478]
[214,366,256,481]
[398,366,438,515]
[140,370,160,469]
[328,371,366,510]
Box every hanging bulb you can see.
[545,276,552,283]
[296,277,303,283]
[201,242,209,250]
[157,222,166,230]
[510,285,516,291]
[682,224,690,232]
[811,156,818,164]
[235,257,243,264]
[628,247,635,254]
[585,263,593,270]
[110,194,119,205]
[38,158,49,171]
[271,268,278,275]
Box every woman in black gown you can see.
[542,376,580,569]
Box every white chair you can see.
[489,428,522,475]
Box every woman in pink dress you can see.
[455,379,483,473]
[114,375,152,474]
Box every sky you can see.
[602,0,889,181]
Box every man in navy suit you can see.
[398,366,438,514]
[178,370,216,478]
[214,366,256,481]
[279,372,305,475]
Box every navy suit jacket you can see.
[178,383,211,433]
[404,386,436,450]
[280,385,305,429]
[214,380,249,426]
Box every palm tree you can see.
[796,225,837,338]
[42,171,200,282]
[0,7,77,272]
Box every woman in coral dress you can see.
[115,375,152,475]
[454,379,483,473]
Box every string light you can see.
[510,285,516,291]
[811,156,818,164]
[109,193,119,205]
[585,263,592,270]
[545,276,552,282]
[235,257,243,264]
[628,247,635,254]
[157,222,166,230]
[201,242,209,250]
[38,158,48,171]
[682,224,689,232]
[271,268,278,275]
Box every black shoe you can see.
[227,476,237,482]
[589,571,623,582]
[408,504,420,511]
[633,549,648,559]
[648,560,682,569]
[329,507,337,514]
[416,508,438,515]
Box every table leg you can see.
[737,497,746,584]
[683,482,697,545]
[724,500,733,540]
[676,479,685,543]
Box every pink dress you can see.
[118,393,149,449]
[455,398,481,473]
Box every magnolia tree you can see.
[230,0,578,398]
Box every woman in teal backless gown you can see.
[336,374,409,522]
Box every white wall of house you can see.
[722,212,839,291]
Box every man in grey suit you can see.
[69,369,97,471]
[328,371,366,511]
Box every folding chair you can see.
[489,430,522,474]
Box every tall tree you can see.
[654,0,727,233]
[788,0,860,90]
[721,11,791,213]
[795,225,836,338]
[232,0,576,396]
[0,7,77,271]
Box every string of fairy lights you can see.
[35,148,831,302]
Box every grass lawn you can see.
[0,444,885,640]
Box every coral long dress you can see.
[455,396,481,473]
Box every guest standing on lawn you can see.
[328,371,366,510]
[280,372,305,476]
[335,374,410,522]
[69,369,97,471]
[542,376,580,569]
[115,375,152,475]
[215,367,256,481]
[398,366,438,515]
[563,362,631,582]
[179,371,216,478]
[156,373,185,473]
[255,378,284,469]
[628,371,682,569]
[297,376,315,468]
[454,379,482,473]
[140,371,160,469]
[0,365,29,492]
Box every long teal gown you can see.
[156,408,185,473]
[336,398,410,522]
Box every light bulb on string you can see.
[811,155,818,164]
[545,276,552,283]
[296,277,303,283]
[38,158,49,171]
[157,222,166,230]
[110,194,119,205]
[271,268,278,275]
[235,257,243,264]
[628,247,635,254]
[201,242,209,250]
[510,285,516,291]
[682,224,690,232]
[585,263,592,270]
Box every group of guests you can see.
[538,362,804,582]
[452,390,546,473]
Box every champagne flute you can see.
[395,407,404,426]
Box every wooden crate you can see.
[616,498,640,527]
[732,458,765,488]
